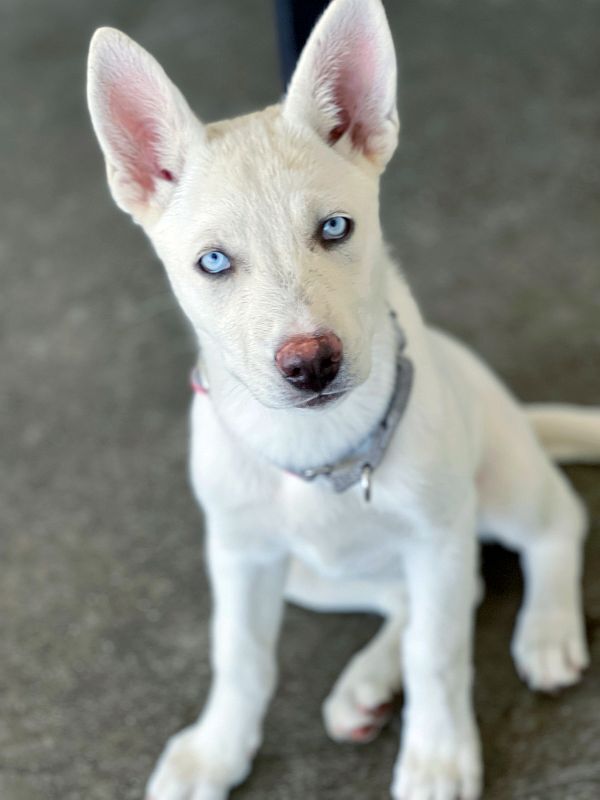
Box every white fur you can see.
[87,2,599,798]
[526,404,600,463]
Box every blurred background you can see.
[1,1,599,798]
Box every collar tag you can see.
[361,463,373,503]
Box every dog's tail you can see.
[526,404,600,463]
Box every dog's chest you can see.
[277,476,413,579]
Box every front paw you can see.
[146,723,253,800]
[390,726,482,800]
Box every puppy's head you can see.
[87,0,399,409]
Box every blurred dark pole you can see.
[275,0,331,87]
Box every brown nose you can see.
[275,332,343,393]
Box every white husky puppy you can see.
[87,1,599,797]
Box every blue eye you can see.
[197,250,231,274]
[320,215,352,242]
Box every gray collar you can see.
[191,311,414,503]
[285,311,413,502]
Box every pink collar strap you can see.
[190,366,208,395]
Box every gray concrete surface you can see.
[1,0,599,798]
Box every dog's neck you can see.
[196,264,428,474]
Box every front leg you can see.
[147,526,288,800]
[392,498,482,800]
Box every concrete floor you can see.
[1,0,599,798]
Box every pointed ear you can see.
[283,0,399,173]
[87,28,200,226]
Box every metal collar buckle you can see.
[301,465,333,481]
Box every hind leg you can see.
[285,558,405,742]
[323,613,404,743]
[479,409,589,692]
[511,472,589,691]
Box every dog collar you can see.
[190,367,208,395]
[284,311,413,502]
[191,310,413,503]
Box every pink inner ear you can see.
[319,30,379,155]
[108,83,175,198]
